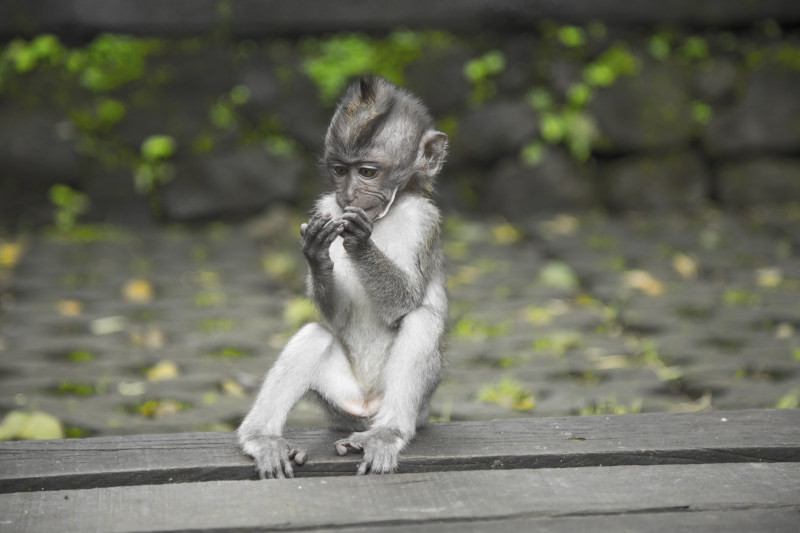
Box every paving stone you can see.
[1,210,799,436]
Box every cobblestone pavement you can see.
[1,206,799,438]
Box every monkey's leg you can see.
[238,322,364,479]
[335,307,444,474]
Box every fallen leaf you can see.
[221,378,245,398]
[56,299,83,317]
[129,326,165,349]
[671,253,698,280]
[0,241,23,268]
[623,270,664,296]
[491,221,522,244]
[775,322,795,339]
[118,381,147,396]
[90,316,128,335]
[756,267,782,288]
[123,278,154,303]
[146,360,179,381]
[538,214,579,238]
[539,261,579,290]
[0,410,64,440]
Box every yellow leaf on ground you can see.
[491,221,522,244]
[123,278,154,302]
[671,253,698,280]
[56,299,83,317]
[0,410,65,440]
[130,327,166,349]
[623,270,664,296]
[756,267,782,288]
[221,378,245,398]
[0,241,23,268]
[146,360,179,381]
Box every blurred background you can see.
[0,0,799,440]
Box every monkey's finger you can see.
[339,213,372,238]
[340,209,372,228]
[300,223,308,237]
[279,446,295,478]
[335,440,364,456]
[305,212,331,237]
[308,221,342,254]
[343,206,372,228]
[289,449,308,466]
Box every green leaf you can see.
[229,84,250,105]
[558,26,585,47]
[520,142,545,167]
[539,260,579,289]
[97,98,126,125]
[141,135,176,161]
[540,113,565,143]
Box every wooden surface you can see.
[1,409,798,493]
[2,463,798,532]
[1,409,799,532]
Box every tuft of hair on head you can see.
[358,75,378,104]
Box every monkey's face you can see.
[330,162,398,221]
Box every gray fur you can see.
[239,76,448,478]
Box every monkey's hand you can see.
[240,433,308,479]
[334,427,405,475]
[301,212,343,272]
[339,206,374,256]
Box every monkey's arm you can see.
[339,206,432,325]
[301,212,344,323]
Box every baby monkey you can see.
[238,76,448,477]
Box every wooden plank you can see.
[279,511,800,533]
[1,463,798,532]
[1,409,798,493]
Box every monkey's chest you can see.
[328,237,396,387]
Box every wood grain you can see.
[1,409,798,493]
[1,463,798,532]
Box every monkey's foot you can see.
[240,434,307,479]
[334,427,405,475]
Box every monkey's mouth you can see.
[349,193,391,221]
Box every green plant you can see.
[205,347,251,359]
[48,185,88,231]
[451,317,509,341]
[557,26,586,48]
[520,40,638,166]
[464,50,505,104]
[583,44,639,86]
[128,399,189,418]
[51,381,98,395]
[303,31,437,104]
[477,378,535,410]
[532,330,583,356]
[134,134,176,193]
[580,397,642,415]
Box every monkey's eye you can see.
[359,167,377,178]
[332,165,347,177]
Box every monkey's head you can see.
[323,76,447,221]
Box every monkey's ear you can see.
[418,130,448,178]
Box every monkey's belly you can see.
[340,394,382,418]
[338,313,395,392]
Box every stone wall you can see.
[1,0,799,228]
